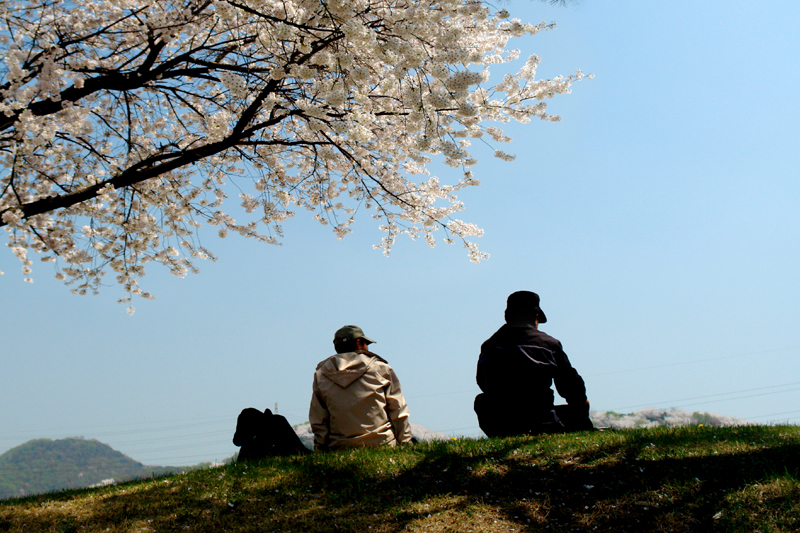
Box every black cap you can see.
[505,291,547,323]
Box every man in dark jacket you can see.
[474,291,593,437]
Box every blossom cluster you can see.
[0,0,585,307]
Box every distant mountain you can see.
[0,438,182,500]
[591,408,752,429]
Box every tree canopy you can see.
[0,0,584,310]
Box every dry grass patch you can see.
[402,502,524,533]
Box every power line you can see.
[609,381,800,411]
[133,451,233,464]
[7,415,230,435]
[587,346,800,377]
[116,438,233,455]
[1,415,235,441]
[740,409,800,421]
[402,347,800,402]
[99,429,232,447]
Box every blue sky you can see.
[2,0,800,467]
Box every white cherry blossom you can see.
[0,0,586,306]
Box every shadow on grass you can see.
[291,427,800,532]
[2,426,799,532]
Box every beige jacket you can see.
[309,350,412,450]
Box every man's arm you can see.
[476,348,492,393]
[552,343,589,409]
[384,368,413,444]
[308,376,330,451]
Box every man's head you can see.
[333,325,376,353]
[504,291,547,326]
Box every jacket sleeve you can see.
[552,342,588,408]
[384,367,413,444]
[476,346,496,394]
[308,374,330,451]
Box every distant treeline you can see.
[591,408,751,429]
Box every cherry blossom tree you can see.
[0,0,585,311]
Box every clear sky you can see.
[3,0,800,467]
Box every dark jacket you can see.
[475,324,588,436]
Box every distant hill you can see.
[0,438,183,500]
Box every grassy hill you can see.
[0,438,183,500]
[1,425,798,532]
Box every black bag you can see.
[233,408,310,461]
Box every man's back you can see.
[310,349,412,450]
[478,324,586,410]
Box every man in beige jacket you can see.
[309,325,413,451]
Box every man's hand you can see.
[569,399,590,416]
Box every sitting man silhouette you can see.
[474,291,594,437]
[233,407,309,461]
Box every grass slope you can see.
[1,425,798,532]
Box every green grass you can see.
[1,425,799,532]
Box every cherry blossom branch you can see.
[0,0,585,306]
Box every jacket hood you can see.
[317,350,387,388]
